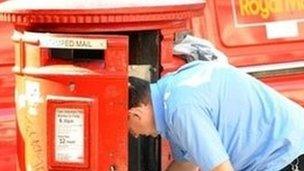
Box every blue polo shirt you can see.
[150,61,304,171]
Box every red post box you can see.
[0,0,204,170]
[13,32,129,171]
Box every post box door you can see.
[13,32,129,171]
[42,34,129,171]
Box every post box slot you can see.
[44,48,106,72]
[50,49,105,61]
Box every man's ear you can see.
[134,113,141,120]
[129,108,142,120]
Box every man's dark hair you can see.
[129,76,151,109]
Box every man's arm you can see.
[166,160,199,171]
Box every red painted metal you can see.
[0,21,14,109]
[190,0,304,67]
[0,5,204,25]
[0,1,14,108]
[0,0,16,170]
[0,1,204,73]
[13,33,129,171]
[261,73,304,106]
[0,109,16,171]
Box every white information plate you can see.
[40,36,107,50]
[266,21,299,39]
[55,108,85,163]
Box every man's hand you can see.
[166,160,234,171]
[213,160,234,171]
[166,160,199,171]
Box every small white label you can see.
[25,81,40,103]
[266,21,299,39]
[25,81,42,116]
[40,37,107,50]
[55,108,85,163]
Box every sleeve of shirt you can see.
[169,139,187,161]
[169,103,229,171]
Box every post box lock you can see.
[68,82,76,92]
[109,165,117,171]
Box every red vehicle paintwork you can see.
[191,0,304,66]
[261,73,304,106]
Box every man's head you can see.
[128,76,158,138]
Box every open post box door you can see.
[13,32,129,171]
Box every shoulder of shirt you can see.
[165,101,204,128]
[162,61,232,77]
